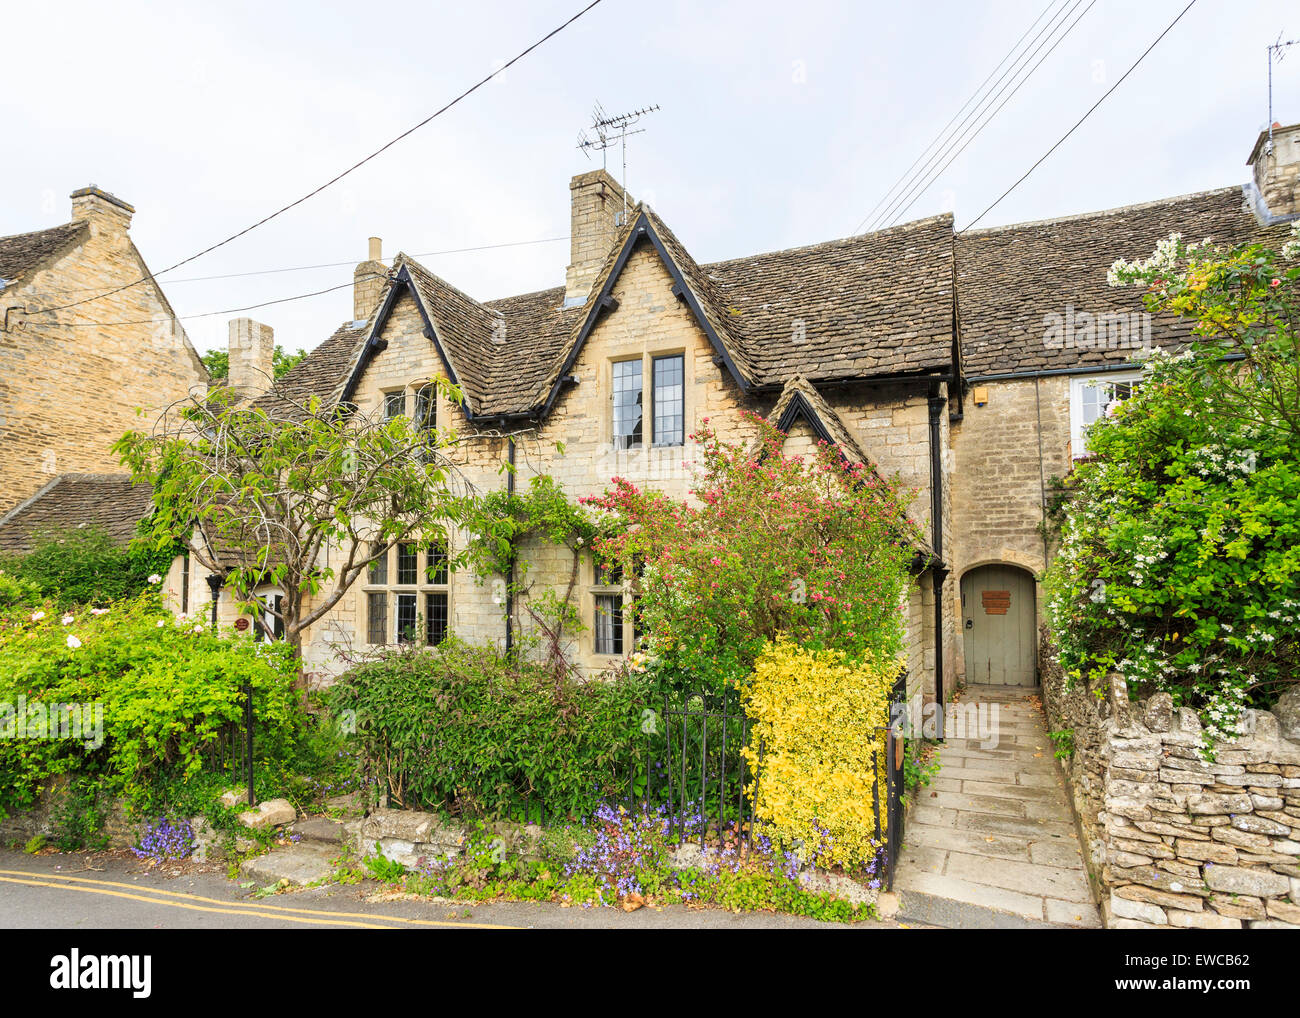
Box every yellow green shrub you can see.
[741,638,899,872]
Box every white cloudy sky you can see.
[2,0,1297,357]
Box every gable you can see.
[539,209,754,415]
[341,287,451,419]
[339,262,492,419]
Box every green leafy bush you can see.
[0,593,303,817]
[0,527,177,608]
[1044,349,1300,743]
[331,639,659,818]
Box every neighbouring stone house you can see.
[0,186,209,552]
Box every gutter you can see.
[966,352,1247,385]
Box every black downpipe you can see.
[927,392,947,733]
[504,434,516,655]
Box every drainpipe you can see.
[928,390,948,732]
[504,433,516,655]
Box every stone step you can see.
[291,816,348,846]
[239,843,337,887]
[896,886,1080,930]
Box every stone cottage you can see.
[11,123,1297,708]
[173,121,1300,698]
[0,186,209,549]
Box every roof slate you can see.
[262,181,1284,417]
[0,221,89,287]
[251,318,372,420]
[0,474,153,554]
[708,213,956,384]
[957,186,1288,378]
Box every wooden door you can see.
[960,565,1037,686]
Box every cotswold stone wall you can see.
[1042,632,1300,929]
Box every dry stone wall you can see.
[1042,631,1300,928]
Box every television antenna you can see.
[577,101,660,215]
[1268,33,1299,152]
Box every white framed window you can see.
[382,380,441,428]
[1069,370,1142,458]
[383,390,406,420]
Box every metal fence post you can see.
[243,681,254,806]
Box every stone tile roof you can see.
[709,213,957,385]
[266,182,1286,417]
[0,221,89,287]
[480,285,580,415]
[268,205,958,421]
[405,258,508,415]
[252,318,372,420]
[0,474,153,554]
[957,186,1286,378]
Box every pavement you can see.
[893,685,1104,929]
[0,849,928,930]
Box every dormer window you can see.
[383,391,406,420]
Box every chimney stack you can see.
[227,318,275,401]
[354,237,386,320]
[564,169,632,306]
[69,185,133,237]
[1246,121,1300,224]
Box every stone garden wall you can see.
[1041,629,1300,928]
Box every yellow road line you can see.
[0,868,519,930]
[0,875,396,928]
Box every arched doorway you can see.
[959,564,1037,687]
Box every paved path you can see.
[894,685,1103,929]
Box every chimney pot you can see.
[368,236,382,262]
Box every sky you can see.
[2,0,1297,358]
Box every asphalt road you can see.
[0,849,921,930]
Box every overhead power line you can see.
[50,235,569,291]
[857,0,1097,235]
[853,0,1063,235]
[875,0,1097,231]
[960,0,1199,233]
[27,0,604,318]
[22,277,367,328]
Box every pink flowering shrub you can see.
[584,414,917,692]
